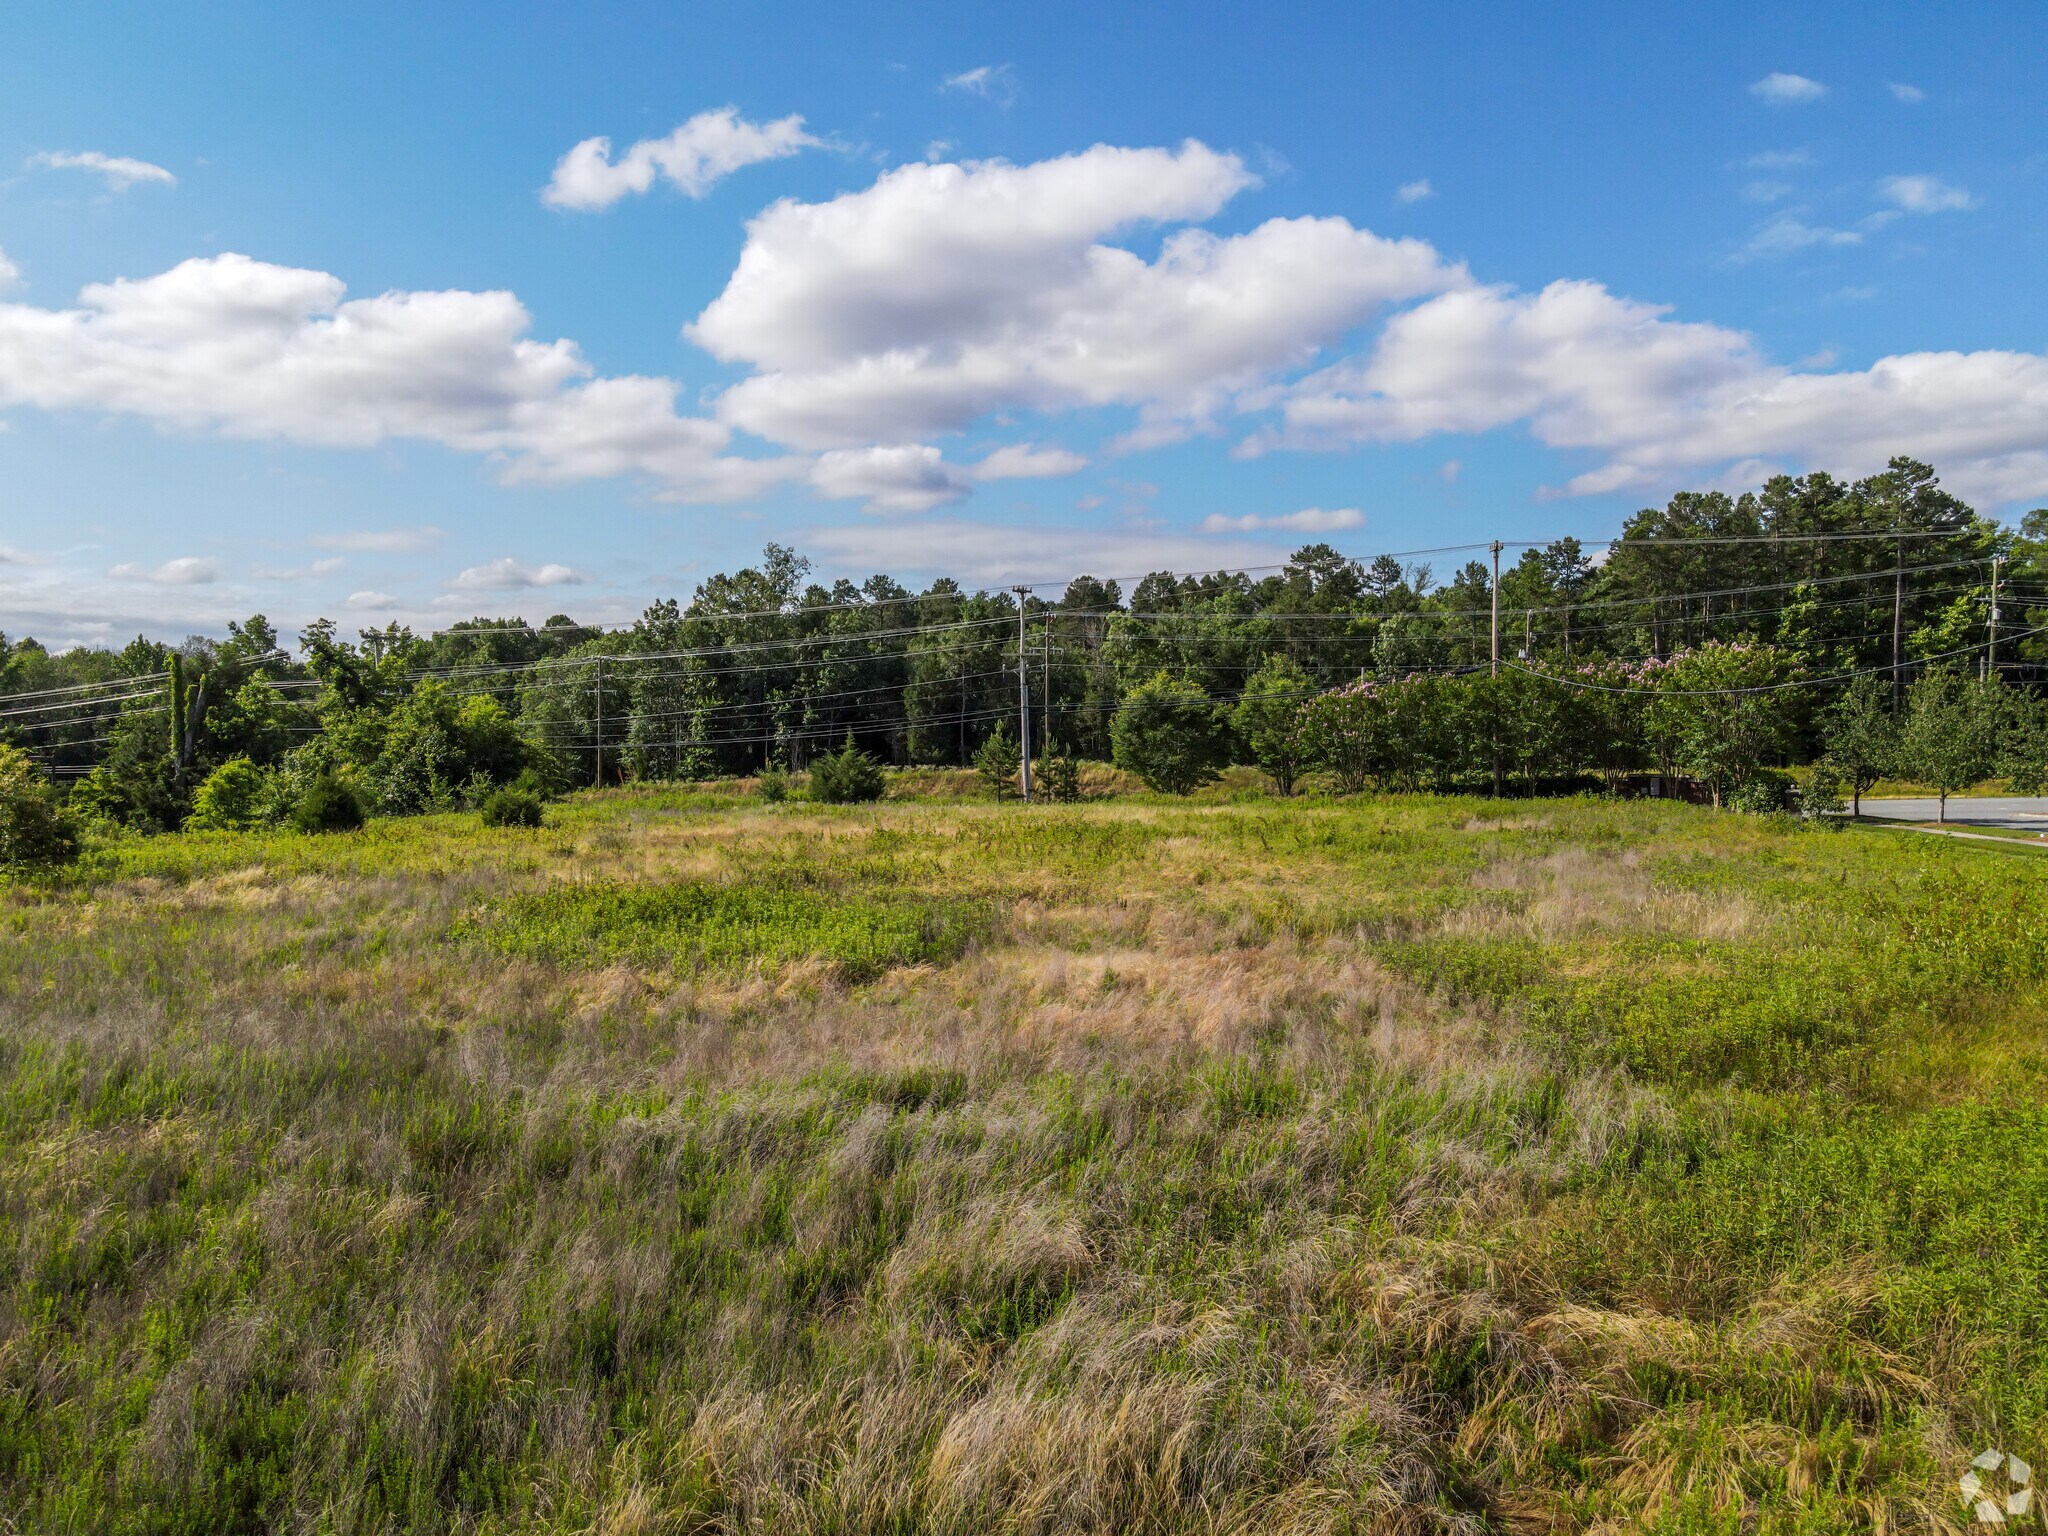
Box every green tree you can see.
[1897,668,2000,822]
[187,757,267,831]
[809,734,886,804]
[1644,643,1804,808]
[974,721,1021,799]
[0,745,78,870]
[1820,674,1896,816]
[1111,672,1227,795]
[1295,682,1387,794]
[1230,655,1312,793]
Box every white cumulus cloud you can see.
[542,108,817,211]
[1887,82,1926,104]
[1750,73,1826,105]
[1262,277,2048,505]
[446,558,585,592]
[0,244,19,290]
[0,252,788,503]
[1199,507,1364,534]
[346,590,399,611]
[690,140,1459,450]
[1880,174,1974,213]
[31,150,176,189]
[251,556,345,580]
[1396,179,1434,204]
[810,444,968,512]
[109,556,219,584]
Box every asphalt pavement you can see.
[1859,796,2048,832]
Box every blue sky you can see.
[2,0,2044,646]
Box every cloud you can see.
[0,252,786,503]
[691,140,1460,449]
[1261,277,2048,505]
[542,108,818,211]
[109,556,219,584]
[1741,180,1794,204]
[971,443,1089,481]
[805,519,1290,586]
[31,150,176,189]
[310,526,444,553]
[810,444,968,512]
[1887,82,1926,104]
[0,245,18,291]
[251,556,345,580]
[1199,507,1364,534]
[942,65,1018,105]
[346,590,399,611]
[446,557,585,591]
[1395,179,1434,204]
[1879,173,1974,213]
[1735,211,1864,260]
[1439,459,1461,482]
[1745,149,1813,170]
[1750,73,1826,105]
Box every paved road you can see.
[1861,796,2048,832]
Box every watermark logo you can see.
[1962,1449,2034,1526]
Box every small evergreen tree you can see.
[1035,754,1082,803]
[478,787,544,828]
[809,734,886,804]
[1231,655,1311,794]
[292,771,368,833]
[1111,673,1228,795]
[974,722,1022,799]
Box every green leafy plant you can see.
[757,760,791,803]
[0,744,79,870]
[478,787,544,828]
[1800,760,1847,825]
[809,734,886,804]
[186,756,268,831]
[1231,655,1312,794]
[292,770,368,834]
[1727,766,1791,814]
[1898,667,2001,823]
[1111,672,1227,795]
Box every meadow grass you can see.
[2,787,2043,1533]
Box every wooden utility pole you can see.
[1489,540,1503,676]
[1012,587,1033,801]
[1892,533,1904,708]
[1988,554,2003,678]
[594,655,604,788]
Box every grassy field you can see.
[3,785,2046,1534]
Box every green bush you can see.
[757,761,791,803]
[1727,767,1792,814]
[1800,760,1847,823]
[1112,672,1228,795]
[1035,754,1082,803]
[478,787,544,828]
[974,723,1022,799]
[291,771,367,833]
[186,756,268,831]
[0,745,79,870]
[809,735,886,804]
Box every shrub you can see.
[1728,768,1792,814]
[1035,754,1082,803]
[0,745,79,871]
[479,787,544,828]
[1231,655,1312,794]
[187,756,268,831]
[1800,760,1847,824]
[974,723,1022,799]
[757,761,791,803]
[292,771,367,833]
[809,735,886,804]
[1111,672,1228,795]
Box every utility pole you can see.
[1012,587,1033,801]
[1523,608,1533,661]
[1988,554,2003,679]
[1041,610,1051,755]
[1892,532,1904,709]
[1489,541,1503,675]
[594,654,604,788]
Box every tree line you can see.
[3,456,2047,852]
